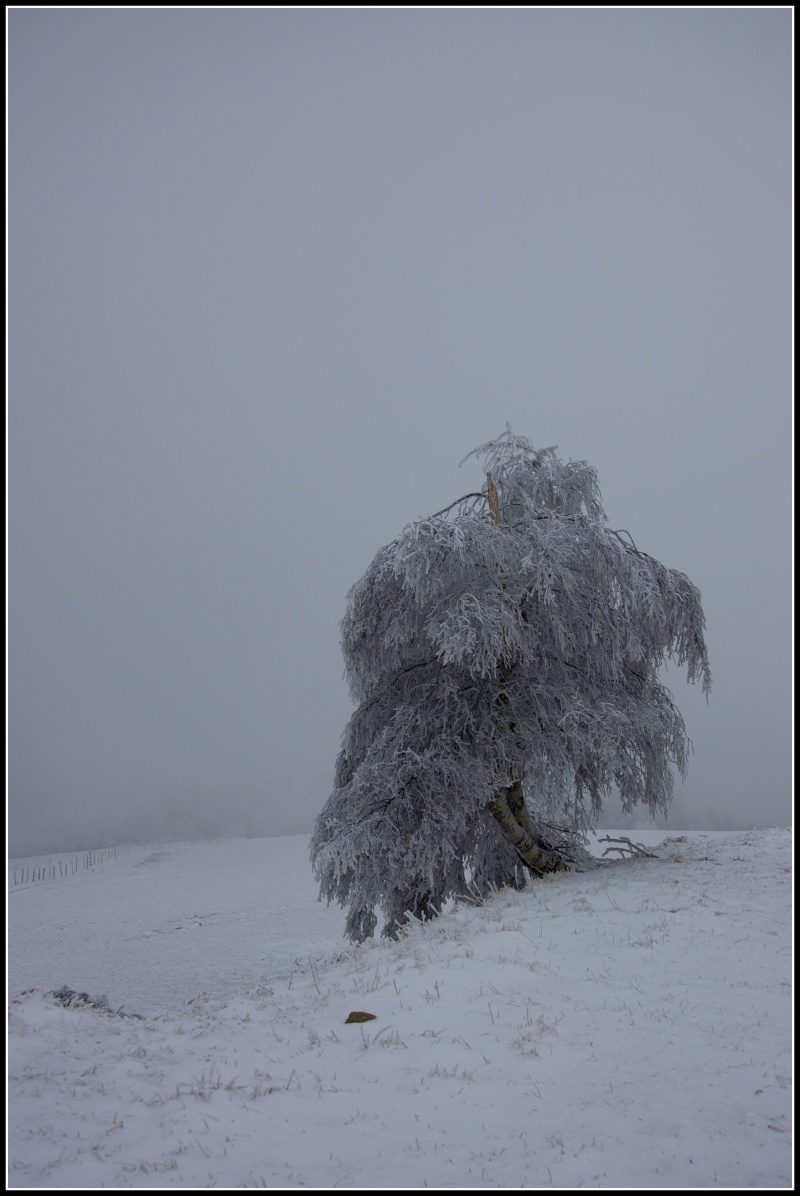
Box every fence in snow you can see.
[9,841,210,887]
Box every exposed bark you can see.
[487,471,501,525]
[505,777,533,836]
[490,782,567,874]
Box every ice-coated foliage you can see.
[311,427,711,941]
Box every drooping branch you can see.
[425,492,487,521]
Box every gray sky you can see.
[9,9,792,855]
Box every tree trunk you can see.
[486,473,568,877]
[505,776,532,835]
[490,781,567,874]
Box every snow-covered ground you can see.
[7,829,792,1189]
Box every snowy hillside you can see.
[7,829,792,1188]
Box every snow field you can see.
[7,829,792,1188]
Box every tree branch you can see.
[426,493,487,521]
[597,835,656,858]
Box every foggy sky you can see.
[9,10,791,856]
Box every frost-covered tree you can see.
[311,427,711,941]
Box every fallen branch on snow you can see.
[598,835,657,859]
[50,985,144,1019]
